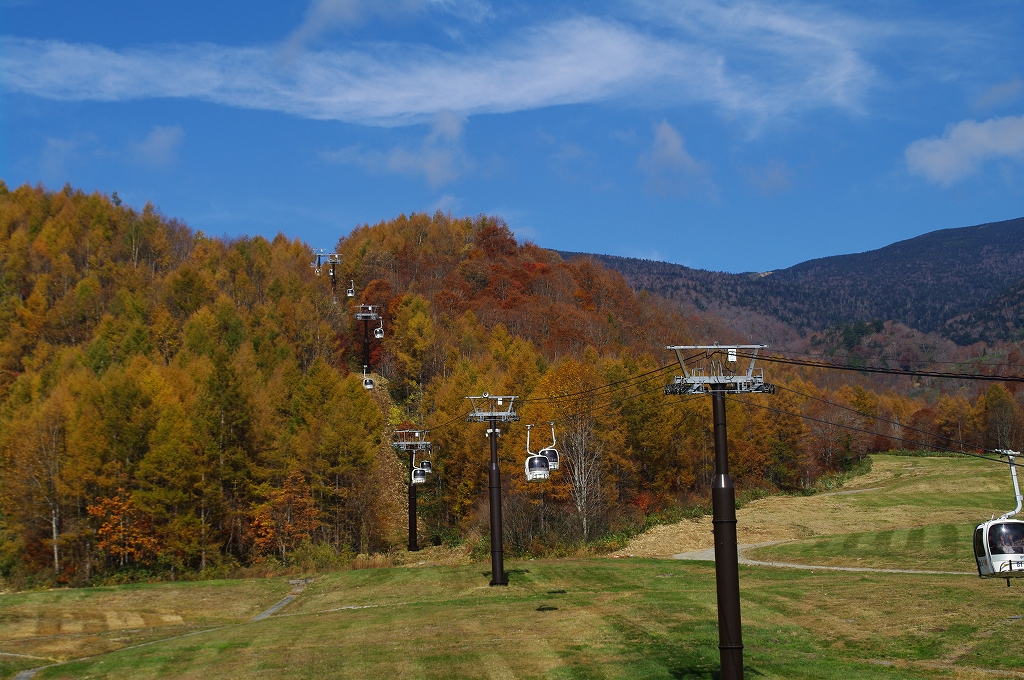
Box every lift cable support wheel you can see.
[665,344,775,396]
[466,394,519,587]
[393,430,433,552]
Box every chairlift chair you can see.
[539,421,560,471]
[974,451,1024,585]
[362,366,374,390]
[524,424,550,482]
[374,320,384,339]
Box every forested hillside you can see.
[2,182,1022,587]
[563,216,1024,340]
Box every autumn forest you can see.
[1,182,1022,587]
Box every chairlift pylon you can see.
[974,450,1024,585]
[539,421,559,471]
[524,424,550,482]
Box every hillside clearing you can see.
[619,455,1011,560]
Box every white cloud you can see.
[638,120,714,197]
[905,114,1024,185]
[322,110,468,185]
[0,2,885,127]
[131,125,184,166]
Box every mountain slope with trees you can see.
[563,216,1024,341]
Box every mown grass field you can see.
[2,454,1022,679]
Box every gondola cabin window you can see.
[989,523,1024,555]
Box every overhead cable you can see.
[773,383,973,454]
[725,395,1012,466]
[740,352,1024,383]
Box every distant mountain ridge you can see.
[560,216,1024,344]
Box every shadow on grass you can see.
[481,569,531,579]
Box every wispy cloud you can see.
[1,2,890,127]
[974,78,1023,110]
[745,159,792,195]
[131,125,183,166]
[633,0,881,116]
[40,136,80,178]
[905,114,1024,185]
[281,0,494,56]
[322,110,469,185]
[638,120,714,198]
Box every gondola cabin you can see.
[524,424,550,482]
[412,467,427,485]
[420,459,432,474]
[974,450,1024,585]
[525,454,549,482]
[975,520,1024,582]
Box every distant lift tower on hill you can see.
[393,430,432,553]
[354,303,383,388]
[665,344,774,680]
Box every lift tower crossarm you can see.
[665,344,774,396]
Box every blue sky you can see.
[2,0,1023,273]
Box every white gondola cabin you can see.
[412,467,427,484]
[362,366,374,390]
[974,451,1024,585]
[347,280,356,298]
[539,421,560,471]
[524,424,550,482]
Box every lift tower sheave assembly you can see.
[665,344,774,680]
[393,430,432,552]
[466,394,519,586]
